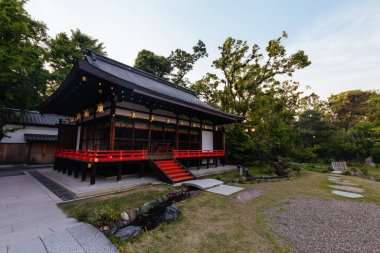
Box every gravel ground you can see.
[267,197,380,253]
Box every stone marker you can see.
[365,156,376,167]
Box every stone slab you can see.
[334,181,358,186]
[332,190,363,198]
[180,179,224,190]
[331,171,343,174]
[67,223,119,253]
[8,238,47,253]
[41,230,85,253]
[229,189,264,203]
[189,165,236,177]
[37,168,158,198]
[329,185,364,193]
[328,177,341,181]
[206,185,244,196]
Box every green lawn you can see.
[59,169,380,253]
[367,166,380,178]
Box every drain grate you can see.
[0,171,25,177]
[29,170,77,201]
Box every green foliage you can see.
[134,49,171,78]
[134,40,207,87]
[0,0,48,109]
[46,28,106,94]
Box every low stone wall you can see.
[100,189,199,240]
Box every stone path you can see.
[328,171,364,198]
[0,172,119,253]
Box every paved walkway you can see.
[0,172,118,253]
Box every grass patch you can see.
[59,185,173,227]
[208,164,275,181]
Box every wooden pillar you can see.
[215,157,218,168]
[197,158,200,170]
[207,157,209,169]
[140,162,144,178]
[62,159,67,173]
[175,114,179,150]
[109,99,116,149]
[90,165,97,185]
[81,164,88,182]
[68,161,73,176]
[117,164,122,181]
[148,109,152,153]
[74,162,79,178]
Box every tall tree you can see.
[168,40,208,87]
[134,49,171,78]
[46,29,106,94]
[192,32,311,162]
[0,0,48,139]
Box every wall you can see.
[1,124,58,144]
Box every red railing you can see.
[172,150,224,158]
[56,149,147,162]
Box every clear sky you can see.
[26,0,380,99]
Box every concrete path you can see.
[0,172,119,253]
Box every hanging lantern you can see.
[166,118,170,124]
[131,111,136,118]
[83,109,90,118]
[76,112,81,121]
[82,76,87,81]
[98,82,102,86]
[149,115,154,122]
[65,116,69,124]
[70,117,75,123]
[98,89,102,94]
[191,122,196,128]
[96,102,104,114]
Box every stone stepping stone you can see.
[331,171,343,174]
[229,189,264,203]
[334,181,358,186]
[332,190,363,198]
[328,177,342,181]
[206,185,244,196]
[329,185,364,193]
[328,174,343,177]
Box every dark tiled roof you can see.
[86,51,244,122]
[24,134,57,143]
[3,108,64,127]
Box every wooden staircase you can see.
[153,160,194,183]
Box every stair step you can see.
[173,176,194,182]
[153,160,194,183]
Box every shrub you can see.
[341,169,350,175]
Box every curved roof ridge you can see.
[86,50,197,96]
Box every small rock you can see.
[103,223,118,236]
[161,194,169,202]
[100,225,109,232]
[121,212,129,221]
[115,226,141,240]
[129,208,139,222]
[115,219,129,229]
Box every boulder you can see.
[121,212,129,221]
[115,226,141,240]
[157,204,181,224]
[129,207,140,222]
[115,219,129,229]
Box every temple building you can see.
[41,51,244,184]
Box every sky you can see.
[25,0,380,99]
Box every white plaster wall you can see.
[1,124,58,144]
[202,130,214,150]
